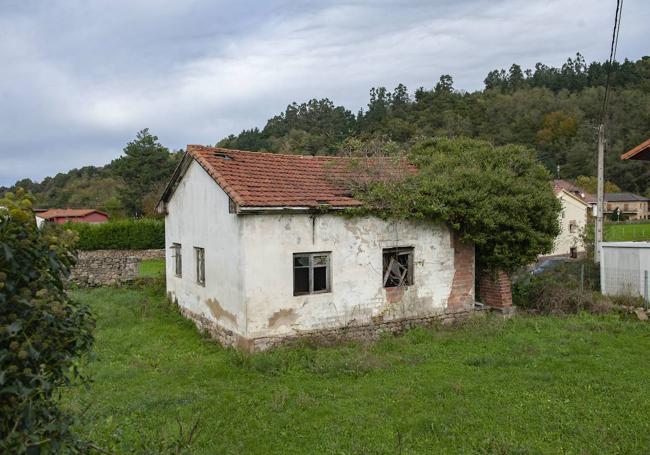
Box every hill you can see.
[4,54,650,215]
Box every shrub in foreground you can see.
[0,189,94,453]
[66,218,164,250]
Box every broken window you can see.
[293,252,331,295]
[569,221,577,233]
[382,247,414,288]
[195,247,205,286]
[172,243,182,277]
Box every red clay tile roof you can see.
[186,145,412,208]
[621,138,650,161]
[38,208,107,219]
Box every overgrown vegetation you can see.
[513,260,609,314]
[347,137,561,272]
[65,218,164,250]
[0,189,94,453]
[64,284,650,453]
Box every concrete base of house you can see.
[177,303,491,352]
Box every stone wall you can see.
[177,300,487,352]
[70,249,164,286]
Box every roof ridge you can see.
[187,144,347,160]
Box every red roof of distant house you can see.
[166,145,413,209]
[553,179,596,204]
[621,138,650,161]
[38,209,108,219]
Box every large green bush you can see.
[0,189,95,453]
[66,218,164,250]
[347,137,562,272]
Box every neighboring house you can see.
[37,208,109,224]
[553,179,597,216]
[549,182,590,257]
[157,145,478,351]
[605,193,649,221]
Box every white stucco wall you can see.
[165,160,245,336]
[240,214,459,339]
[550,191,588,256]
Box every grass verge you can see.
[65,285,650,454]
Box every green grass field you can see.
[65,285,650,454]
[605,222,650,241]
[139,259,165,278]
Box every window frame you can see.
[293,252,331,296]
[382,247,414,288]
[194,247,205,286]
[172,243,182,277]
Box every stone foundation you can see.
[70,249,164,286]
[176,301,488,352]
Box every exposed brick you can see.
[447,232,475,311]
[478,270,512,308]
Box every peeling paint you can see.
[268,308,299,328]
[206,298,237,325]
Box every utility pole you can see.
[595,124,605,263]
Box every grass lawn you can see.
[65,285,650,454]
[605,222,650,242]
[139,259,165,278]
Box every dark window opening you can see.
[195,247,205,286]
[172,243,182,277]
[382,247,414,288]
[293,252,331,295]
[570,247,578,259]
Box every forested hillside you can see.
[220,53,650,195]
[2,130,181,218]
[4,54,650,217]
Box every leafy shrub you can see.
[513,260,611,314]
[65,218,164,250]
[0,189,95,453]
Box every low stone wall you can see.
[70,249,165,286]
[176,301,488,352]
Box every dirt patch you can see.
[205,298,237,325]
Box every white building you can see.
[548,186,590,257]
[156,145,477,351]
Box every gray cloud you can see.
[1,0,648,185]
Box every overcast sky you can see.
[0,0,647,186]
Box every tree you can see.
[111,129,177,217]
[0,189,94,452]
[348,137,561,273]
[575,175,621,193]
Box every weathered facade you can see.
[158,146,478,351]
[549,189,589,257]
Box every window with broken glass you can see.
[195,247,205,286]
[293,252,331,295]
[172,243,182,277]
[382,247,414,287]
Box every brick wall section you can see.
[479,270,513,308]
[447,232,475,310]
[70,249,164,286]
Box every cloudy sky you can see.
[0,0,647,186]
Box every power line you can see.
[599,0,624,126]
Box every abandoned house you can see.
[156,145,483,351]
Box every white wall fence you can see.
[600,242,650,302]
